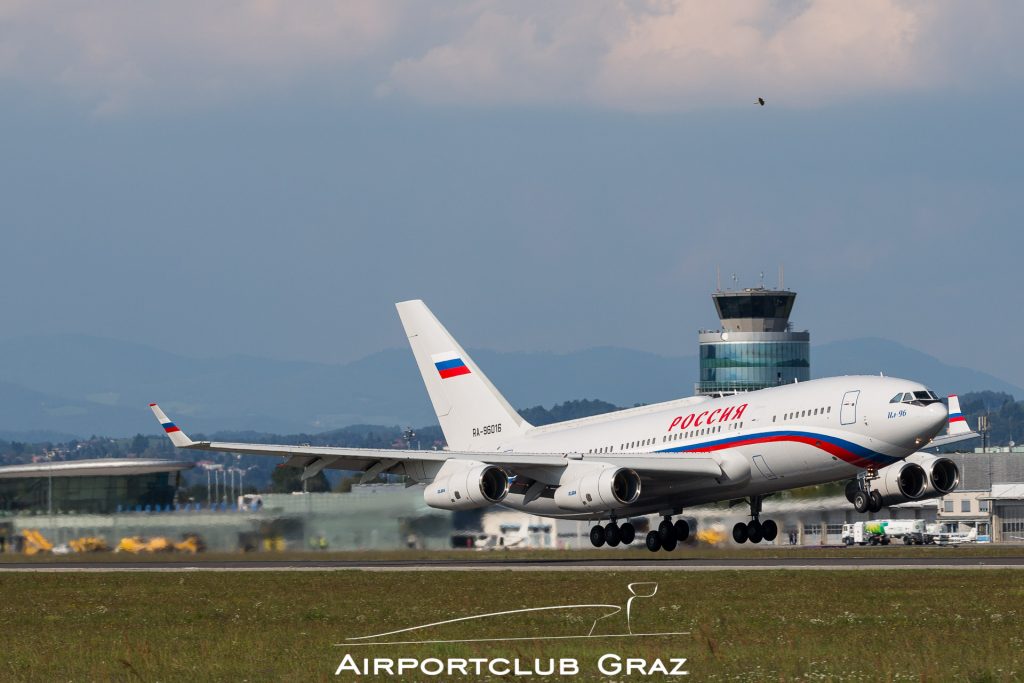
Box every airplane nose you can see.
[926,401,948,433]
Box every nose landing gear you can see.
[731,496,778,544]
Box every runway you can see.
[3,555,1024,571]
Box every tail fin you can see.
[947,395,971,436]
[396,300,530,450]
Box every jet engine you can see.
[423,460,510,511]
[904,452,960,499]
[873,460,928,506]
[554,466,641,512]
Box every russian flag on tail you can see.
[432,352,471,379]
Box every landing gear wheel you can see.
[589,525,606,548]
[732,522,748,544]
[903,536,912,545]
[881,537,890,546]
[645,530,662,552]
[605,523,621,547]
[868,491,883,513]
[674,520,690,543]
[746,519,763,544]
[658,519,675,543]
[853,490,869,513]
[619,523,636,545]
[761,519,778,542]
[661,534,677,552]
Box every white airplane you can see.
[150,300,960,552]
[931,525,978,546]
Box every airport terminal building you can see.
[0,456,455,552]
[0,459,192,516]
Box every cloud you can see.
[0,1,1020,114]
[0,1,403,114]
[591,0,927,110]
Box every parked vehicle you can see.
[841,519,933,546]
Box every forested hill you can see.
[517,399,623,426]
[955,392,1024,447]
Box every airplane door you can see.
[840,390,860,425]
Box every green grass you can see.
[3,544,1024,563]
[1,570,1021,681]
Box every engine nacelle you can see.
[874,461,927,506]
[554,466,641,512]
[904,452,960,499]
[423,460,510,511]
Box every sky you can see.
[2,1,1023,383]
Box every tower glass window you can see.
[697,287,809,396]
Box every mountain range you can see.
[0,334,1018,439]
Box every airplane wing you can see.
[923,394,980,450]
[149,404,730,482]
[923,431,980,449]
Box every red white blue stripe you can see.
[162,422,181,434]
[949,412,966,424]
[657,430,898,469]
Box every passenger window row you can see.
[586,420,754,454]
[776,406,831,422]
[662,422,743,444]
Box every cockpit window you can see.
[896,390,942,406]
[890,393,903,403]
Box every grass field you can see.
[1,569,1022,681]
[2,543,1024,563]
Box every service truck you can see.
[841,520,932,546]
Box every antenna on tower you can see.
[780,264,785,290]
[716,265,721,291]
[731,273,738,289]
[759,271,765,288]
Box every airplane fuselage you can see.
[494,375,947,519]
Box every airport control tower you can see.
[696,286,810,396]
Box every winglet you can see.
[946,395,971,436]
[149,403,195,448]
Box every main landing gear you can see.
[589,519,636,548]
[848,469,883,514]
[644,516,691,553]
[731,496,778,544]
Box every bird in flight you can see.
[757,97,765,106]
